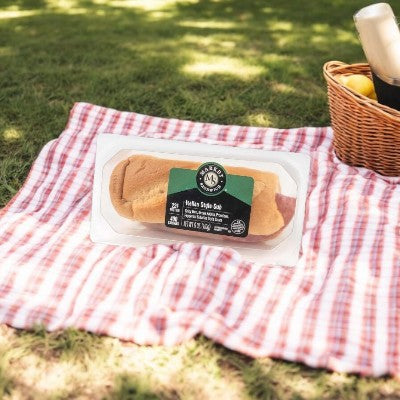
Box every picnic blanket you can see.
[0,102,399,377]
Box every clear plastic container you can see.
[90,134,310,266]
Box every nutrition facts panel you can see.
[165,193,249,237]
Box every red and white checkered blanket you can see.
[1,103,399,377]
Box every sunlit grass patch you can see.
[91,0,187,11]
[0,46,15,56]
[0,9,41,19]
[178,19,237,29]
[3,127,23,141]
[269,21,293,31]
[46,0,81,10]
[246,113,274,127]
[183,55,264,79]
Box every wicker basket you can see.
[323,60,400,176]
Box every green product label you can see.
[165,162,254,237]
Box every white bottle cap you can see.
[354,2,400,82]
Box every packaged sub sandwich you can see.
[90,134,310,266]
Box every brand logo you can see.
[231,219,246,235]
[196,163,226,196]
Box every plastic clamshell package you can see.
[90,134,311,266]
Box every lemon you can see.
[368,90,377,101]
[336,75,349,86]
[337,74,375,97]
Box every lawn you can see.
[1,0,400,399]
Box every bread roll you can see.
[109,155,295,237]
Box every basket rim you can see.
[323,60,400,122]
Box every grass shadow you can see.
[106,374,172,400]
[210,338,400,400]
[0,0,47,10]
[172,0,400,28]
[0,365,13,399]
[16,324,111,362]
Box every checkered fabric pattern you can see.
[0,102,399,377]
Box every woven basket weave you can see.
[323,61,400,176]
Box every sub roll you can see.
[109,155,296,241]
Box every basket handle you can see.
[323,61,348,84]
[324,60,348,74]
[323,60,371,77]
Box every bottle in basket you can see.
[354,2,400,110]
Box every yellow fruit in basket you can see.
[337,74,375,97]
[337,75,349,85]
[368,90,377,101]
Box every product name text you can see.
[184,200,222,210]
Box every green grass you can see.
[1,325,400,399]
[1,0,400,398]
